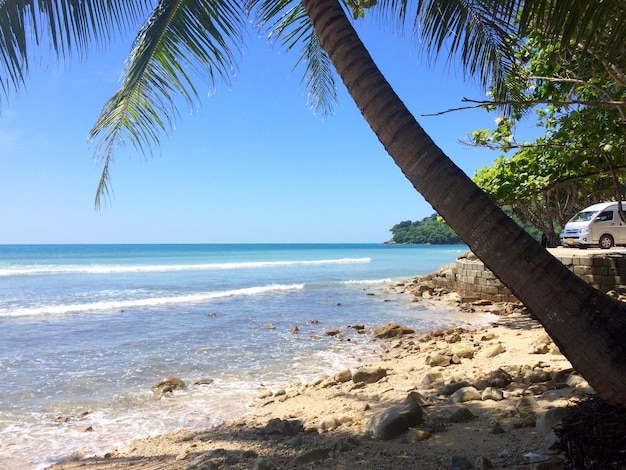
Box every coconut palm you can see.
[2,0,626,407]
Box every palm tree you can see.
[2,0,626,407]
[297,0,626,408]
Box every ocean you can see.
[0,244,495,469]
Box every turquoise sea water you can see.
[0,244,495,469]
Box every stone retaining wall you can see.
[429,250,626,302]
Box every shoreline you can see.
[45,289,586,469]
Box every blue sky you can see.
[0,15,516,244]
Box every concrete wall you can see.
[431,249,626,302]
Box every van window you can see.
[571,211,597,222]
[597,211,614,221]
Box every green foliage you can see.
[389,214,462,244]
[471,23,626,241]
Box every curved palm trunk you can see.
[302,0,626,408]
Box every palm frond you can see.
[90,0,244,208]
[518,0,626,67]
[247,0,337,117]
[297,29,337,118]
[373,0,518,93]
[0,0,151,106]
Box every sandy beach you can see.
[44,281,591,470]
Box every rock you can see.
[566,373,589,389]
[325,328,341,336]
[480,343,506,358]
[536,407,569,449]
[491,424,505,434]
[528,371,552,383]
[531,333,552,354]
[253,457,278,470]
[484,368,512,388]
[515,396,538,414]
[334,369,352,383]
[373,323,415,338]
[475,456,495,469]
[422,372,445,389]
[290,325,299,334]
[261,418,303,436]
[446,332,462,343]
[331,437,361,452]
[286,448,331,467]
[406,428,431,442]
[448,386,482,404]
[151,376,186,397]
[450,342,475,359]
[368,402,424,440]
[352,367,386,384]
[318,416,341,432]
[481,387,504,401]
[450,455,474,469]
[428,353,451,367]
[405,391,430,406]
[442,381,471,396]
[193,379,214,386]
[449,406,475,423]
[257,389,273,399]
[284,436,303,447]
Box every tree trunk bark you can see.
[302,0,626,408]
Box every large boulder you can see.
[368,402,424,440]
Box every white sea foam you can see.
[0,257,371,277]
[341,278,391,285]
[0,283,305,318]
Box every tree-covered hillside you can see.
[388,214,462,244]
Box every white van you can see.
[561,201,626,249]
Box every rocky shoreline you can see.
[47,280,591,470]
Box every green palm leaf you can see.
[89,0,244,208]
[249,0,337,117]
[0,0,150,105]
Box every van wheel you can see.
[599,234,614,249]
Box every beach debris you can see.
[151,376,186,397]
[368,401,424,440]
[264,322,275,329]
[290,325,299,334]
